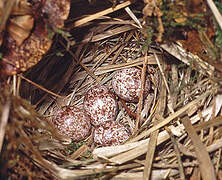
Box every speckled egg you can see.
[112,67,150,102]
[51,106,91,142]
[83,85,118,126]
[93,121,131,147]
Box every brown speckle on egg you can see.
[112,67,150,102]
[93,121,131,147]
[83,85,118,126]
[52,106,91,142]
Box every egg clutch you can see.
[51,67,151,147]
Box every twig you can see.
[181,115,216,180]
[120,99,137,118]
[206,0,222,30]
[0,101,10,153]
[73,1,133,27]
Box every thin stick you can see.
[73,1,133,27]
[0,101,10,153]
[206,0,222,30]
[18,74,63,98]
[120,99,137,118]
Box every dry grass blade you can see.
[143,60,166,180]
[143,128,159,180]
[135,53,148,131]
[60,41,100,83]
[72,55,157,81]
[12,74,17,96]
[154,53,170,93]
[50,162,142,179]
[81,25,136,43]
[165,127,185,180]
[0,101,10,152]
[95,55,157,75]
[216,149,222,173]
[112,169,179,179]
[161,43,214,76]
[110,30,134,64]
[206,139,222,155]
[130,89,212,143]
[68,145,89,160]
[194,116,222,132]
[109,139,151,164]
[73,1,133,27]
[93,95,217,165]
[124,7,142,28]
[93,139,148,158]
[181,115,216,180]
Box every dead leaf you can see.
[143,4,154,17]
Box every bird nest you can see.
[1,0,222,179]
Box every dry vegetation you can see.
[1,0,222,179]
